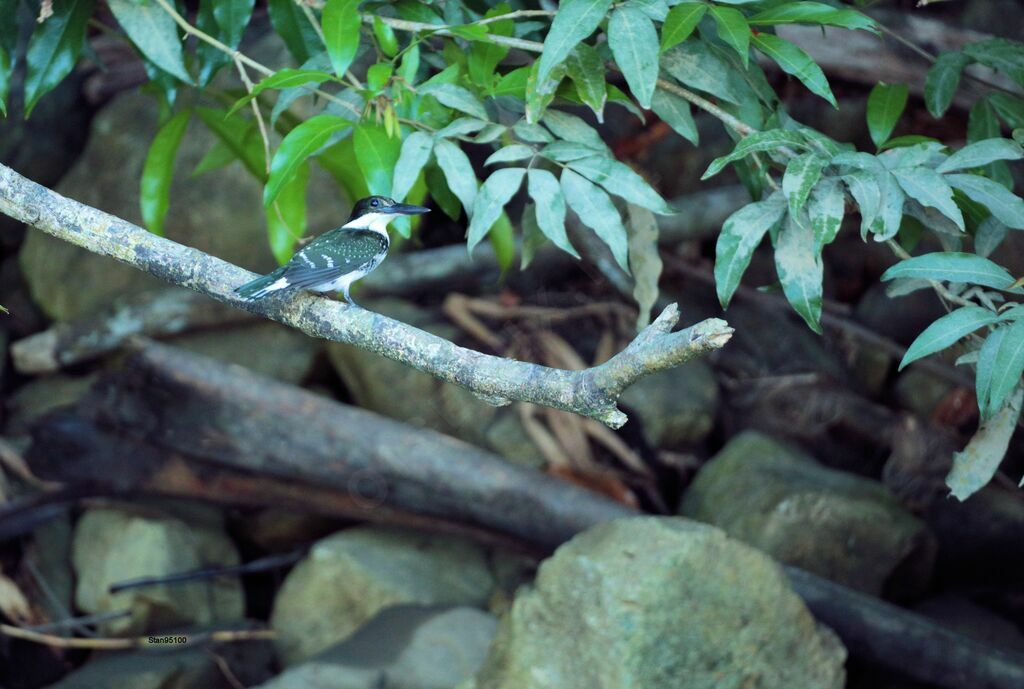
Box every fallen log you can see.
[21,340,1024,689]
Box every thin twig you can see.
[0,623,275,650]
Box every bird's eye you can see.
[370,199,379,207]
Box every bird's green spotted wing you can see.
[282,228,388,288]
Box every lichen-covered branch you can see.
[0,163,732,427]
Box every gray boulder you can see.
[680,431,934,595]
[256,606,496,689]
[468,517,845,689]
[168,321,319,384]
[71,507,245,635]
[270,525,495,665]
[619,360,718,448]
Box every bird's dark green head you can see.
[349,196,431,221]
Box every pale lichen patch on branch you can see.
[0,163,732,427]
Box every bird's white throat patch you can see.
[342,212,393,235]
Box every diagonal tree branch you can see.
[0,162,732,428]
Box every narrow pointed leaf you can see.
[660,3,706,53]
[266,161,310,265]
[775,213,823,333]
[196,107,266,181]
[628,204,662,329]
[433,138,478,217]
[140,110,191,236]
[948,387,1022,501]
[703,129,808,179]
[24,0,97,115]
[782,153,826,215]
[227,69,334,117]
[661,40,745,105]
[265,114,351,206]
[881,252,1016,290]
[561,168,630,271]
[568,155,673,214]
[945,173,1024,229]
[752,33,835,107]
[268,0,322,64]
[892,166,965,231]
[871,171,906,242]
[650,88,698,144]
[0,0,19,115]
[391,131,433,201]
[937,138,1024,173]
[841,170,880,239]
[988,319,1024,422]
[807,176,845,248]
[976,327,1005,419]
[924,51,968,118]
[527,169,578,258]
[747,2,877,32]
[566,43,608,120]
[109,0,192,83]
[485,144,535,166]
[353,123,401,196]
[536,0,614,85]
[963,38,1024,87]
[541,109,608,150]
[467,168,525,253]
[609,6,660,108]
[867,82,908,148]
[714,191,788,307]
[710,6,750,66]
[900,306,999,371]
[421,83,489,120]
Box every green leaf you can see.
[891,166,965,231]
[373,16,399,57]
[366,63,392,92]
[702,129,808,179]
[650,88,698,144]
[562,168,630,271]
[391,131,433,202]
[0,0,18,116]
[490,211,516,275]
[539,141,605,162]
[924,51,968,118]
[353,123,401,197]
[900,306,998,371]
[568,155,673,215]
[468,4,512,88]
[624,0,668,21]
[990,93,1024,129]
[879,135,943,151]
[268,0,322,64]
[527,168,579,258]
[322,0,361,79]
[608,6,659,109]
[214,0,255,46]
[661,39,745,106]
[195,0,255,86]
[24,0,97,116]
[493,66,530,99]
[196,107,266,181]
[485,144,535,166]
[566,44,608,120]
[948,387,1023,501]
[987,320,1024,422]
[520,203,544,269]
[421,83,489,120]
[871,170,906,242]
[976,216,1008,258]
[424,162,461,221]
[881,252,1015,290]
[467,168,525,253]
[976,326,1004,419]
[841,170,880,239]
[536,0,614,85]
[714,191,788,307]
[433,138,478,217]
[946,173,1024,230]
[266,161,310,265]
[710,6,750,67]
[526,60,567,123]
[192,139,237,177]
[963,38,1024,87]
[969,99,1001,142]
[747,2,877,32]
[108,0,192,83]
[866,82,908,148]
[751,33,835,107]
[937,138,1024,173]
[265,114,351,206]
[782,153,826,215]
[660,3,706,53]
[140,110,191,237]
[227,68,334,117]
[318,136,369,201]
[628,204,662,329]
[434,118,489,139]
[775,213,823,333]
[541,110,608,151]
[807,176,845,249]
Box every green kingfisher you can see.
[235,196,430,303]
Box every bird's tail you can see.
[234,267,290,300]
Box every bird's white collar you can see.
[342,212,393,237]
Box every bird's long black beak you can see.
[388,203,431,216]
